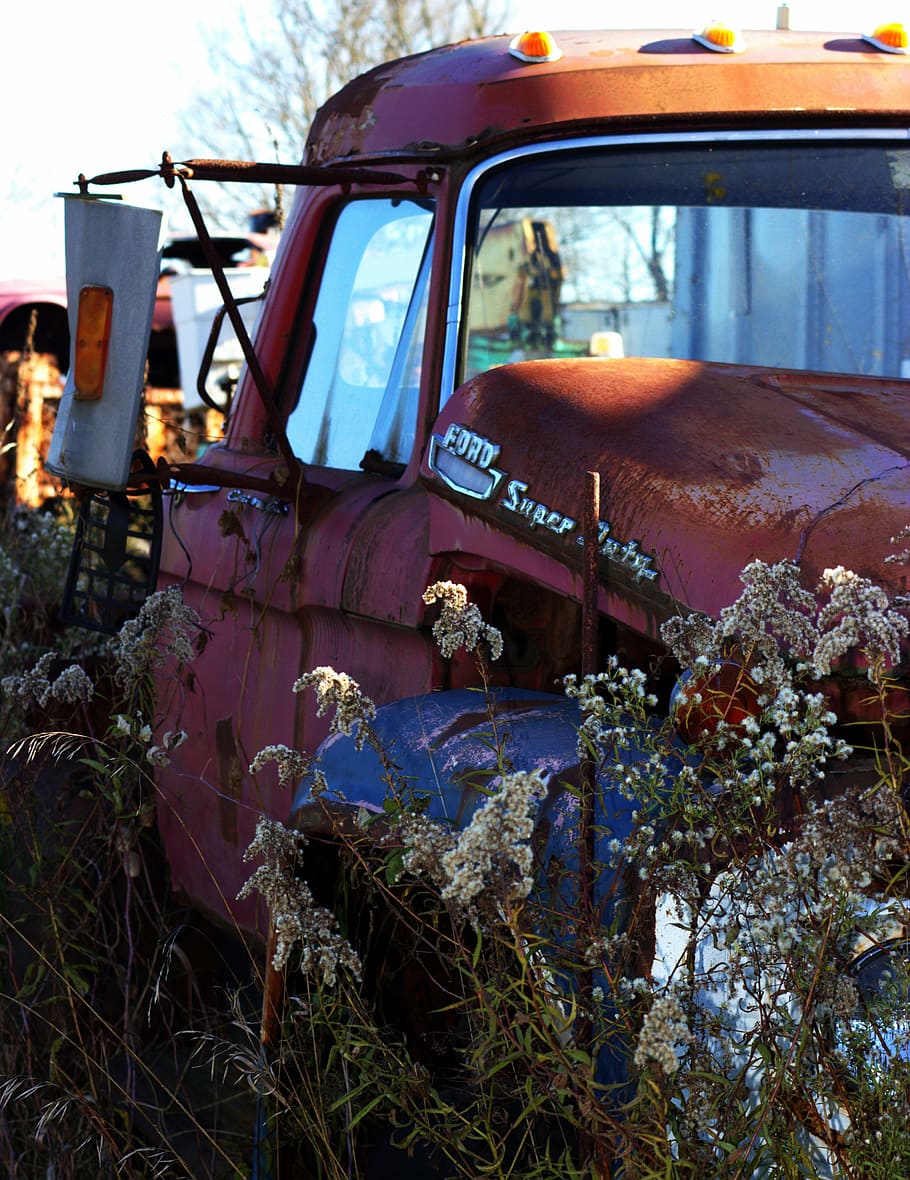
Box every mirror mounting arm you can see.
[172,166,306,501]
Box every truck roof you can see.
[305,28,910,166]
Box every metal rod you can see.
[260,921,285,1050]
[582,470,601,680]
[580,470,601,913]
[578,470,601,1170]
[175,158,409,188]
[175,170,305,498]
[82,157,409,191]
[146,457,303,501]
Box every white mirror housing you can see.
[46,195,166,490]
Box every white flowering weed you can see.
[422,581,504,661]
[230,563,910,1176]
[293,666,376,750]
[238,817,361,982]
[439,770,545,916]
[249,743,313,787]
[814,565,909,678]
[394,811,457,883]
[633,991,692,1076]
[113,584,201,687]
[2,652,94,711]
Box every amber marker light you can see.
[863,22,909,52]
[74,284,114,401]
[509,30,563,63]
[692,21,746,53]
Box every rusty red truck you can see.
[45,20,910,1149]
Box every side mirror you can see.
[169,268,267,414]
[46,194,166,491]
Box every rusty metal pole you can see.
[579,470,600,1170]
[254,920,285,1176]
[580,470,600,914]
[582,472,601,676]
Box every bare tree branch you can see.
[177,0,510,226]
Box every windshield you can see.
[460,141,910,383]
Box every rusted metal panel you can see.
[421,357,910,631]
[156,474,438,929]
[289,687,602,829]
[340,486,433,626]
[306,31,910,166]
[296,607,437,747]
[154,581,302,931]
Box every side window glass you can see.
[287,198,433,469]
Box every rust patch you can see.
[215,717,242,845]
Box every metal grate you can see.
[59,455,162,635]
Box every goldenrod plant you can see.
[240,565,910,1178]
[0,510,250,1178]
[3,500,910,1177]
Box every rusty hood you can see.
[421,357,910,625]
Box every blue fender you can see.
[289,687,642,911]
[289,687,653,1093]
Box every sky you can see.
[2,0,905,279]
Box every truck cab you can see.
[48,24,910,932]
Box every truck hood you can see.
[421,357,910,624]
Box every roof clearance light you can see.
[693,21,746,54]
[863,22,909,52]
[509,30,563,64]
[73,284,114,401]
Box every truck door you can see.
[157,193,438,928]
